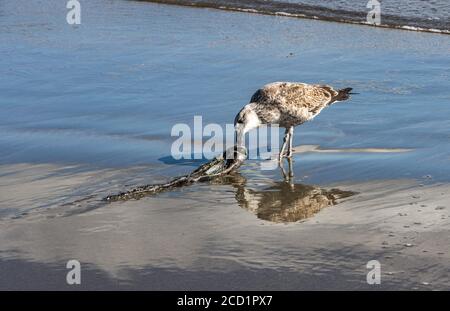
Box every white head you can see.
[234,103,261,148]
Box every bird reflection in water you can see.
[215,162,356,223]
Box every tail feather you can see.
[335,87,353,101]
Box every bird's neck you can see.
[235,104,262,149]
[236,131,245,150]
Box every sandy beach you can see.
[0,0,449,290]
[0,162,449,290]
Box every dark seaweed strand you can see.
[103,149,245,202]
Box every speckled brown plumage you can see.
[234,81,353,161]
[249,82,348,127]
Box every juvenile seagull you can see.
[234,82,354,161]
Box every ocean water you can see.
[0,0,450,289]
[143,0,450,33]
[2,0,450,179]
[284,0,450,21]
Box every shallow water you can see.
[0,0,450,289]
[2,1,450,182]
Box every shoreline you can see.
[135,0,450,35]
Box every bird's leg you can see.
[286,126,294,158]
[279,159,287,179]
[287,156,294,178]
[279,127,294,160]
[279,128,290,162]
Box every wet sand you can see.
[0,161,449,290]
